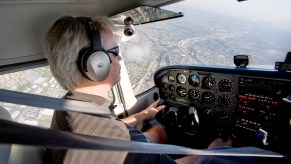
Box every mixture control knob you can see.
[256,128,269,146]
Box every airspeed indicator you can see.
[177,86,187,97]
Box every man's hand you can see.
[142,100,165,120]
[121,100,165,127]
[208,138,232,148]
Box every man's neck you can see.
[73,83,112,99]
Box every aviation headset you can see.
[76,17,111,82]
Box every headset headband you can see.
[77,17,103,51]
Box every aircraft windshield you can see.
[120,0,291,95]
[0,0,290,127]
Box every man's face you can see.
[102,30,122,86]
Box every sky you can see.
[165,0,291,28]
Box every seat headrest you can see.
[0,106,12,120]
[0,106,12,164]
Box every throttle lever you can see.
[189,106,199,125]
[157,99,166,114]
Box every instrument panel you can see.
[154,65,291,155]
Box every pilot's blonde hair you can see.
[44,16,115,90]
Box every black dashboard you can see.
[154,65,291,155]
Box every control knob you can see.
[167,107,179,126]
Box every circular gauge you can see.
[162,83,168,90]
[218,79,234,92]
[169,93,176,101]
[169,84,175,92]
[177,73,187,84]
[188,89,200,100]
[201,92,215,104]
[189,75,200,86]
[202,76,215,89]
[177,86,187,97]
[162,92,168,98]
[218,95,233,108]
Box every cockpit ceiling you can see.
[0,0,183,74]
[0,0,182,16]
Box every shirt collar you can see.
[66,91,112,107]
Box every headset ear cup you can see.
[77,48,93,80]
[85,51,111,82]
[76,17,111,82]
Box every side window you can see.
[120,24,160,96]
[120,20,183,96]
[0,66,66,127]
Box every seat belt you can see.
[0,119,284,158]
[0,88,287,158]
[0,88,112,117]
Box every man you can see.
[44,16,255,164]
[44,15,182,164]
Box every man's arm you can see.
[120,100,165,127]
